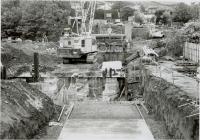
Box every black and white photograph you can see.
[1,0,200,139]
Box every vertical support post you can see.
[171,66,174,85]
[159,66,162,84]
[1,66,7,80]
[125,71,128,100]
[109,68,112,78]
[34,52,39,82]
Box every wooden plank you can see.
[58,105,66,122]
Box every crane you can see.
[57,0,97,64]
[70,0,96,35]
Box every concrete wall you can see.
[125,22,133,41]
[99,52,126,62]
[88,77,105,98]
[184,42,200,64]
[141,68,199,140]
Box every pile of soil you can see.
[0,79,55,139]
[1,43,60,77]
[1,44,32,68]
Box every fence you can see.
[184,42,200,64]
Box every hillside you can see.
[139,1,176,10]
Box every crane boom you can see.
[69,0,96,35]
[88,1,96,34]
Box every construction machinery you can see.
[57,1,97,64]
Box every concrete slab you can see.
[58,102,154,140]
[70,102,141,119]
[58,119,155,140]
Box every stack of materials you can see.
[102,78,119,101]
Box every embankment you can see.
[1,79,55,139]
[1,42,59,77]
[142,69,199,140]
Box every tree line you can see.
[1,1,199,41]
[1,0,73,41]
[155,2,200,26]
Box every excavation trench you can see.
[126,62,199,140]
[18,55,199,140]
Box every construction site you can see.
[1,0,199,140]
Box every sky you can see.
[103,0,200,5]
[141,0,200,4]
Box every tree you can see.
[155,10,171,25]
[111,1,127,11]
[134,11,145,24]
[162,11,172,25]
[140,5,145,13]
[173,3,192,23]
[111,1,135,21]
[190,3,200,20]
[94,9,105,19]
[155,10,164,25]
[121,7,135,21]
[1,0,22,39]
[1,0,72,41]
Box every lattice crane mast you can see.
[70,0,96,35]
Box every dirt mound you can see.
[1,43,60,76]
[0,79,55,139]
[1,43,32,68]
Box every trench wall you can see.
[1,80,55,139]
[142,68,199,140]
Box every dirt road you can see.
[146,60,199,99]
